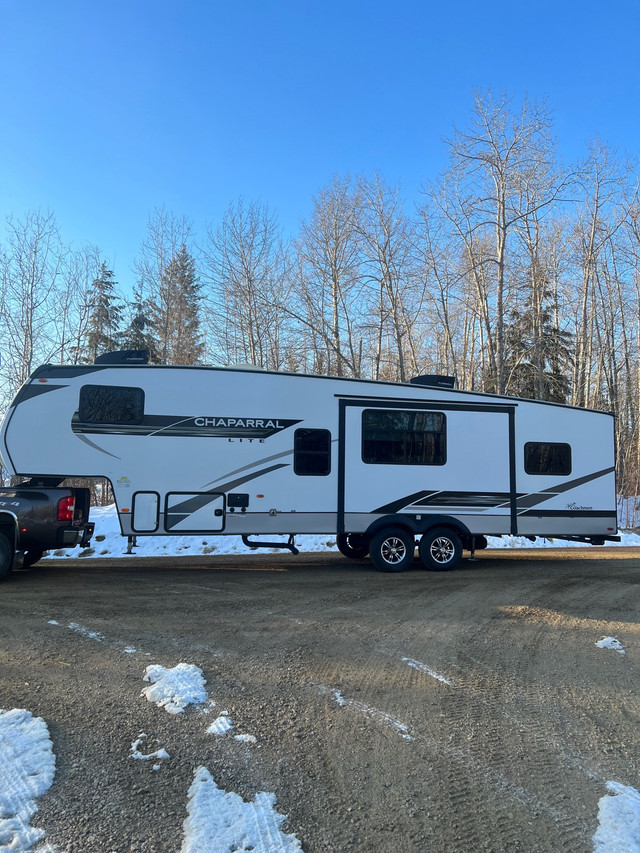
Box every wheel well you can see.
[365,514,471,542]
[0,511,18,549]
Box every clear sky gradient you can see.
[1,0,638,290]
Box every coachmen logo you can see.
[190,417,301,438]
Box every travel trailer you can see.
[0,351,618,572]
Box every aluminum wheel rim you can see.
[381,536,406,564]
[430,537,455,564]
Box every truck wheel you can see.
[336,533,369,559]
[0,534,13,580]
[419,527,462,571]
[23,549,45,568]
[369,527,414,572]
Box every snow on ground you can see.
[402,656,452,685]
[66,622,104,642]
[321,686,413,741]
[142,664,208,714]
[181,766,303,853]
[593,781,640,852]
[206,714,234,736]
[234,733,258,744]
[0,709,56,852]
[595,637,626,655]
[42,504,640,561]
[130,734,170,762]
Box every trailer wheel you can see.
[419,527,462,571]
[336,533,369,559]
[0,534,13,580]
[369,527,415,572]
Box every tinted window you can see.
[79,385,145,425]
[362,409,446,465]
[294,428,331,476]
[524,442,571,475]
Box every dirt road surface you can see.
[1,548,639,852]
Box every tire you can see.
[336,533,369,559]
[369,527,415,573]
[419,527,463,571]
[0,534,13,580]
[23,549,45,568]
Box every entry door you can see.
[341,403,513,531]
[165,492,225,533]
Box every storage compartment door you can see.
[132,491,160,532]
[165,492,225,533]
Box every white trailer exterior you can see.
[0,357,618,571]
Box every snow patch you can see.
[402,656,452,685]
[67,622,104,642]
[593,781,640,852]
[0,708,56,852]
[130,733,170,762]
[595,637,626,655]
[181,766,303,853]
[234,734,257,744]
[142,664,208,714]
[322,687,413,740]
[206,715,234,736]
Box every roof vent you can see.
[94,350,149,365]
[409,374,456,389]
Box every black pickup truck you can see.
[0,481,94,579]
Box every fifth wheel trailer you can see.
[0,353,618,572]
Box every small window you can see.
[524,442,571,475]
[79,385,145,425]
[362,409,446,465]
[294,428,331,476]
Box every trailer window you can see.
[362,409,446,465]
[524,442,571,475]
[294,429,331,475]
[79,385,145,425]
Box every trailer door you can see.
[339,400,515,535]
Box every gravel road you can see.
[1,548,639,852]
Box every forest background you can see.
[1,92,639,524]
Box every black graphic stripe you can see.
[541,466,615,494]
[16,384,69,402]
[371,491,440,514]
[518,510,617,519]
[412,492,511,508]
[165,463,290,517]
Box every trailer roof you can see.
[28,360,615,417]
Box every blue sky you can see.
[1,0,638,291]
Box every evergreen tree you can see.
[148,244,204,364]
[84,262,123,362]
[119,283,159,362]
[503,300,572,402]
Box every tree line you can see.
[1,92,639,518]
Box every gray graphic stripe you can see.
[75,433,121,459]
[201,450,294,488]
[167,463,290,516]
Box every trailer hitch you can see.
[241,534,299,555]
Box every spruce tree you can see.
[119,283,159,362]
[85,262,123,362]
[149,244,204,364]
